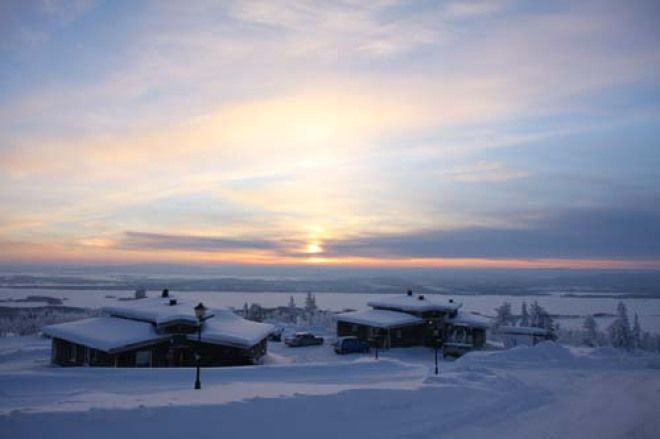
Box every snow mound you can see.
[585,346,629,360]
[457,342,575,368]
[457,342,660,371]
[262,352,294,365]
[646,356,660,369]
[499,341,574,362]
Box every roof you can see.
[495,325,550,336]
[448,311,492,329]
[42,317,168,353]
[103,297,215,327]
[192,309,274,348]
[336,309,424,329]
[367,293,462,313]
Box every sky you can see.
[0,0,659,270]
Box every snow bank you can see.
[457,342,579,369]
[458,341,660,371]
[0,357,426,415]
[2,335,660,439]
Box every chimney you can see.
[407,289,413,296]
[169,298,177,306]
[162,289,169,298]
[418,295,425,301]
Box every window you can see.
[135,351,151,367]
[395,330,402,339]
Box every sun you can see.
[304,241,323,254]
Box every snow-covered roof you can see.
[367,293,462,313]
[103,297,215,327]
[192,309,274,348]
[336,309,424,329]
[448,311,492,329]
[42,317,168,353]
[495,325,550,336]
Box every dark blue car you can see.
[334,336,370,354]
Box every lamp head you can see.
[194,302,207,320]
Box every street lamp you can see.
[194,302,207,390]
[369,335,380,360]
[432,328,441,376]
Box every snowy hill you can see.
[1,336,659,438]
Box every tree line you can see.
[493,300,660,352]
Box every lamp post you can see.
[432,328,440,376]
[369,335,380,360]
[194,302,207,390]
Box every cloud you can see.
[40,0,94,24]
[227,0,442,57]
[118,231,291,252]
[0,0,93,50]
[319,206,660,260]
[1,0,659,267]
[99,205,660,263]
[446,161,529,183]
[444,0,510,18]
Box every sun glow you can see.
[304,241,323,254]
[302,225,327,255]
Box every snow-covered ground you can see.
[3,288,660,331]
[1,335,659,438]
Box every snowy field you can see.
[2,288,660,332]
[1,335,659,439]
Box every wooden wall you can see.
[50,336,268,368]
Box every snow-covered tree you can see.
[288,296,296,311]
[494,302,515,328]
[529,301,541,327]
[248,303,263,321]
[1,307,99,336]
[519,301,556,340]
[632,313,642,349]
[529,301,555,334]
[304,291,317,313]
[520,301,529,327]
[582,315,598,347]
[607,302,633,351]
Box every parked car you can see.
[334,336,370,354]
[284,332,324,347]
[268,327,284,342]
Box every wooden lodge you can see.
[336,290,491,356]
[43,291,272,367]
